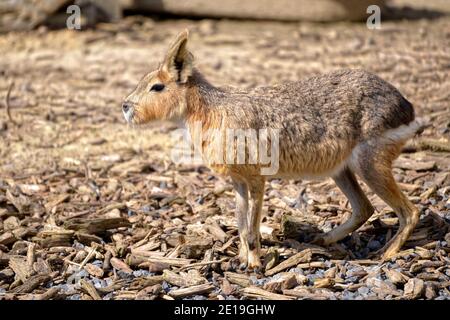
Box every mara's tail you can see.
[383,97,426,144]
[399,96,415,125]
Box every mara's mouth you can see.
[122,106,150,126]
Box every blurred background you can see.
[1,0,450,31]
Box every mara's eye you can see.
[150,83,165,92]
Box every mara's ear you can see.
[161,30,194,84]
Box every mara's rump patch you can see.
[349,118,424,174]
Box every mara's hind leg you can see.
[353,143,420,260]
[319,168,374,245]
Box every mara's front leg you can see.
[247,177,265,271]
[232,178,249,269]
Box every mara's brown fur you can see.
[123,30,422,270]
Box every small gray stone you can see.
[358,286,370,295]
[367,240,382,250]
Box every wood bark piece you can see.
[139,261,170,273]
[0,268,15,281]
[5,189,31,214]
[294,261,326,269]
[383,268,409,285]
[102,250,112,271]
[180,238,213,259]
[78,244,99,270]
[110,257,133,274]
[241,286,295,300]
[179,258,227,271]
[404,278,425,299]
[0,251,12,266]
[204,220,228,243]
[33,258,52,275]
[63,217,131,234]
[26,242,36,271]
[162,270,207,287]
[265,249,312,276]
[404,138,450,153]
[366,277,401,297]
[263,273,298,292]
[283,287,335,299]
[281,214,318,239]
[263,247,279,270]
[224,272,251,287]
[127,254,193,267]
[3,216,20,230]
[34,229,74,248]
[34,287,61,300]
[395,159,436,171]
[424,284,437,300]
[168,283,215,299]
[314,278,335,288]
[35,235,73,248]
[4,81,18,126]
[44,194,70,212]
[0,232,17,246]
[84,263,104,278]
[96,280,128,295]
[9,255,33,283]
[221,278,235,295]
[75,232,103,245]
[136,284,163,299]
[12,274,51,294]
[80,279,102,300]
[129,276,164,290]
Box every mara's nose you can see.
[122,102,131,113]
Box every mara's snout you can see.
[122,30,423,271]
[122,101,135,124]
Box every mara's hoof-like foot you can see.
[229,247,249,271]
[367,250,382,260]
[366,243,398,261]
[229,257,241,270]
[238,247,248,268]
[310,234,331,246]
[380,247,399,261]
[229,256,250,272]
[372,234,407,261]
[236,262,262,274]
[247,250,262,273]
[233,250,263,273]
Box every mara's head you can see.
[122,30,194,124]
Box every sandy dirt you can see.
[0,2,449,300]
